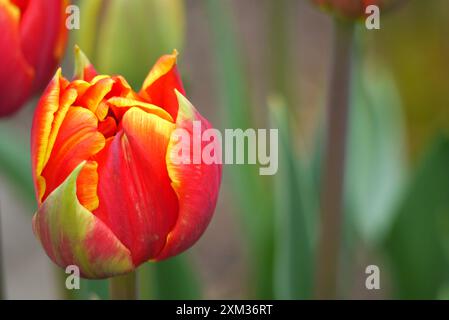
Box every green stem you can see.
[109,271,137,300]
[315,19,355,299]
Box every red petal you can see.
[157,91,222,260]
[76,160,100,212]
[93,107,179,265]
[31,69,75,202]
[98,116,117,138]
[76,77,114,113]
[11,0,29,12]
[139,50,185,121]
[107,97,173,123]
[0,0,33,116]
[41,107,105,205]
[19,0,68,92]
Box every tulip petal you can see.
[77,77,114,113]
[76,160,100,212]
[0,0,34,116]
[108,75,134,98]
[139,50,185,120]
[33,162,134,279]
[107,97,174,123]
[157,90,222,260]
[41,107,105,208]
[31,69,76,202]
[19,0,68,91]
[94,107,179,265]
[74,45,98,82]
[98,116,118,138]
[67,79,91,97]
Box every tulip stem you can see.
[315,19,354,299]
[109,271,137,300]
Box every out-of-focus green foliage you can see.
[74,0,185,88]
[385,135,449,299]
[0,124,35,207]
[205,0,275,298]
[270,96,314,299]
[345,37,407,245]
[365,0,449,159]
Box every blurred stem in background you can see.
[268,0,295,109]
[315,19,354,299]
[109,271,137,300]
[139,256,201,300]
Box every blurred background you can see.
[1,0,449,299]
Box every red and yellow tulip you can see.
[0,0,68,116]
[31,47,222,278]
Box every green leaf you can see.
[385,135,449,299]
[205,0,275,298]
[346,61,407,245]
[0,123,35,208]
[269,96,313,299]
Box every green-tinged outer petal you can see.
[73,45,97,81]
[32,162,134,279]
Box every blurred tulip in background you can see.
[311,0,401,19]
[0,0,68,116]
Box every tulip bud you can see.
[311,0,402,19]
[31,47,222,278]
[74,0,185,88]
[0,0,68,116]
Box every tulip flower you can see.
[0,0,68,116]
[311,0,401,19]
[31,47,222,278]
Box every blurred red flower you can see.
[0,0,68,116]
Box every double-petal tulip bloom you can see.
[0,0,68,116]
[31,48,222,278]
